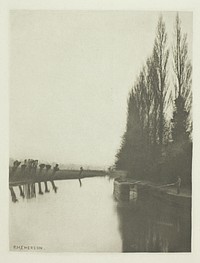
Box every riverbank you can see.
[9,169,107,187]
[113,177,191,209]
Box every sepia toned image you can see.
[9,10,192,252]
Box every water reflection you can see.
[9,181,58,202]
[9,177,191,252]
[116,193,191,252]
[9,177,122,252]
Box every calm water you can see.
[9,176,191,252]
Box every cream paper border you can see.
[0,0,200,262]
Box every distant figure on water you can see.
[78,166,83,187]
[79,167,83,177]
[176,176,182,195]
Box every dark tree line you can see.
[115,14,192,186]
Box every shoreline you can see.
[9,169,107,187]
[113,177,191,209]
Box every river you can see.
[9,176,191,252]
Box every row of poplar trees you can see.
[115,14,192,186]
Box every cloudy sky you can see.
[10,11,192,168]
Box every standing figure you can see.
[176,176,182,195]
[79,167,83,177]
[78,167,83,187]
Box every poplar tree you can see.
[171,13,192,142]
[153,16,169,145]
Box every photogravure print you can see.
[9,11,192,252]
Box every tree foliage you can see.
[171,13,192,142]
[115,14,192,185]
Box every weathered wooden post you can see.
[78,167,83,187]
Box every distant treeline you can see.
[115,14,192,187]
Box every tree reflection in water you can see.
[116,194,191,252]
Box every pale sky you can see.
[10,11,192,168]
